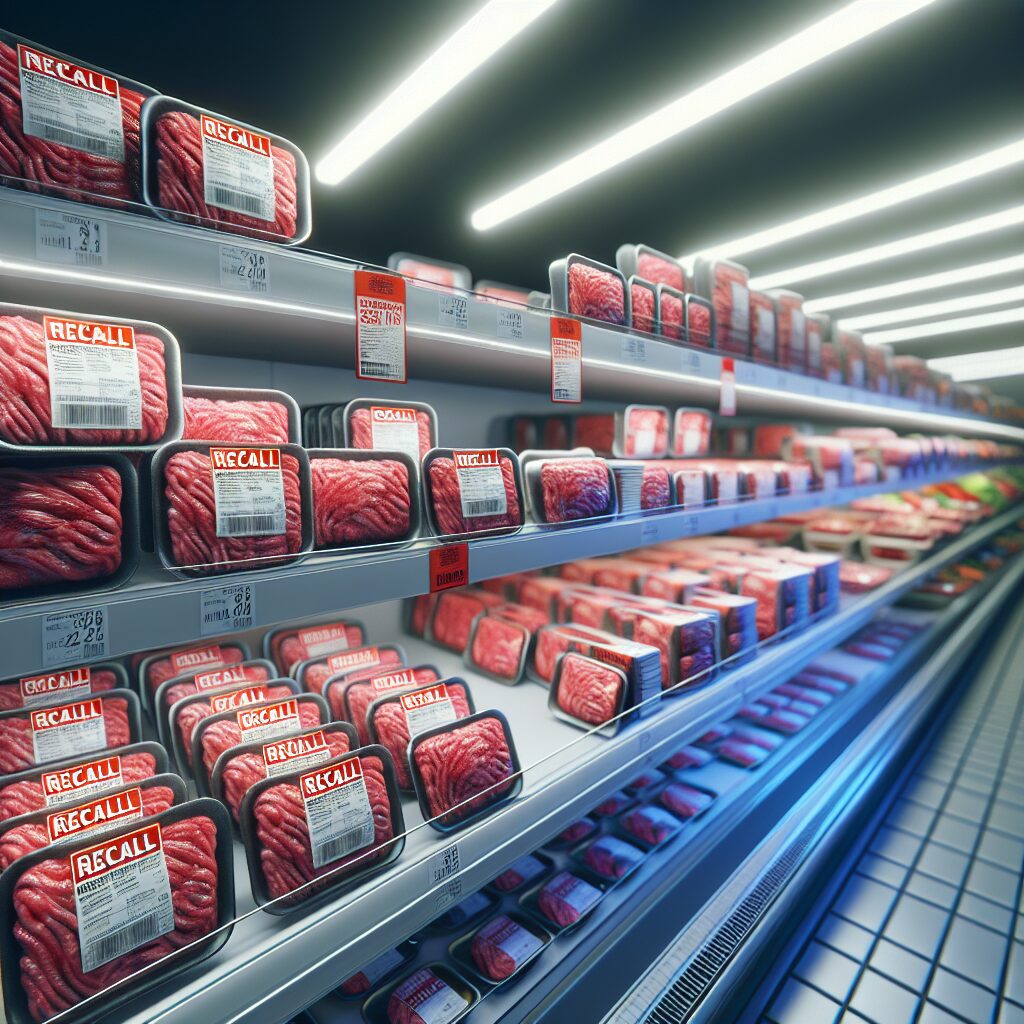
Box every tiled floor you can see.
[759,610,1024,1024]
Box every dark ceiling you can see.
[8,0,1024,393]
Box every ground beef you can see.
[556,654,623,727]
[660,289,683,340]
[428,456,522,536]
[143,644,246,700]
[638,252,685,290]
[631,282,656,333]
[491,853,547,892]
[540,460,612,522]
[621,805,680,846]
[687,298,713,348]
[583,835,643,880]
[407,595,438,638]
[659,782,714,819]
[490,602,549,632]
[633,612,716,688]
[641,466,672,509]
[0,464,123,591]
[533,625,599,683]
[0,668,119,712]
[470,616,527,681]
[182,396,291,443]
[348,407,434,459]
[158,663,272,717]
[537,870,601,928]
[412,716,515,827]
[706,261,750,355]
[567,262,626,324]
[386,968,468,1024]
[274,621,366,674]
[553,817,597,845]
[470,914,542,982]
[432,591,487,653]
[592,791,632,816]
[311,457,411,549]
[341,667,441,745]
[12,815,220,1024]
[302,646,404,696]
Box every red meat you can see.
[0,464,123,591]
[311,457,411,549]
[659,782,714,819]
[470,616,526,680]
[407,595,438,639]
[555,817,598,844]
[660,290,683,340]
[583,835,643,880]
[0,698,131,774]
[349,407,434,460]
[641,466,671,509]
[470,914,542,981]
[631,283,656,333]
[687,299,712,348]
[153,110,299,242]
[342,667,441,745]
[428,456,522,536]
[432,591,487,653]
[621,805,680,845]
[412,716,515,827]
[749,289,776,364]
[254,753,395,903]
[163,449,304,575]
[182,396,290,443]
[275,621,366,674]
[556,654,623,727]
[490,602,549,633]
[533,625,599,683]
[159,663,272,716]
[12,815,221,1024]
[573,416,616,456]
[540,459,612,522]
[0,668,119,712]
[302,646,404,696]
[626,408,668,457]
[592,791,632,816]
[568,263,626,325]
[0,316,169,447]
[491,853,547,892]
[387,968,468,1024]
[0,41,145,207]
[637,252,685,290]
[708,262,750,355]
[537,870,601,928]
[144,644,246,699]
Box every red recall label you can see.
[41,755,122,800]
[200,114,271,156]
[300,756,363,799]
[370,406,416,424]
[209,447,281,471]
[193,664,258,692]
[209,685,270,714]
[70,822,162,885]
[42,316,134,349]
[399,684,449,712]
[20,667,91,702]
[327,647,381,673]
[19,44,118,97]
[170,645,223,676]
[47,786,143,843]
[30,698,103,732]
[236,698,299,732]
[370,669,418,693]
[263,729,328,769]
[453,449,499,470]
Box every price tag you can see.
[496,308,524,341]
[681,348,703,374]
[429,544,468,593]
[35,210,106,267]
[219,245,270,294]
[355,270,407,382]
[42,607,108,669]
[429,842,461,886]
[621,335,648,364]
[437,294,469,331]
[640,520,660,545]
[550,317,582,403]
[200,584,254,636]
[720,358,737,416]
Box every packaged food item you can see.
[619,803,682,847]
[806,313,827,377]
[657,285,684,341]
[0,664,127,713]
[659,782,715,819]
[770,290,806,373]
[337,940,417,999]
[639,568,710,604]
[466,615,531,684]
[749,289,776,365]
[628,277,658,334]
[689,588,758,660]
[866,346,894,394]
[452,912,549,985]
[427,891,498,933]
[549,653,628,735]
[523,868,606,932]
[820,340,842,383]
[180,385,300,444]
[423,448,524,540]
[694,257,750,355]
[572,406,670,459]
[685,294,715,349]
[365,963,478,1024]
[430,589,493,653]
[631,607,720,690]
[576,834,645,882]
[265,619,367,675]
[488,853,552,894]
[549,254,628,326]
[328,666,442,744]
[615,244,687,290]
[835,328,867,389]
[294,645,405,696]
[521,454,616,524]
[387,253,471,290]
[343,399,438,463]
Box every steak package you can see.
[0,691,141,775]
[521,453,616,524]
[295,644,405,696]
[336,939,417,999]
[770,290,807,373]
[142,95,311,244]
[137,639,250,714]
[181,385,300,444]
[452,911,549,986]
[0,305,183,452]
[239,745,404,913]
[343,399,439,464]
[549,652,628,735]
[685,294,715,349]
[387,253,472,290]
[465,615,531,684]
[153,441,313,577]
[0,30,155,209]
[0,798,234,1024]
[758,547,841,613]
[523,868,606,934]
[0,663,127,713]
[615,244,687,291]
[672,409,712,458]
[572,406,670,459]
[364,962,478,1024]
[326,665,442,743]
[694,257,750,355]
[487,853,553,894]
[631,607,720,690]
[265,619,367,675]
[549,254,628,326]
[575,834,645,883]
[423,448,525,540]
[409,711,521,833]
[749,289,776,365]
[309,448,420,551]
[628,276,658,334]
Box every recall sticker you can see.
[170,645,224,678]
[235,698,302,743]
[210,447,286,538]
[200,114,275,222]
[300,757,376,869]
[193,664,262,693]
[30,698,107,764]
[19,666,92,708]
[46,785,144,844]
[71,822,174,973]
[719,357,737,417]
[355,271,407,383]
[42,316,142,431]
[370,668,420,695]
[453,449,507,518]
[429,544,468,593]
[262,729,331,778]
[368,406,421,463]
[209,684,270,714]
[298,625,351,660]
[393,970,468,1024]
[41,754,124,808]
[18,44,124,161]
[550,317,582,403]
[400,684,456,737]
[327,647,382,675]
[475,916,542,971]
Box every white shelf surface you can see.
[0,463,997,679]
[0,190,1019,440]
[89,503,1020,1024]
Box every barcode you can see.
[218,514,282,537]
[89,911,165,967]
[84,642,105,659]
[55,402,131,428]
[35,121,113,156]
[75,252,103,267]
[208,186,270,218]
[464,499,504,516]
[360,361,400,378]
[316,825,372,865]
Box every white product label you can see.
[729,282,749,344]
[219,245,270,293]
[631,428,657,458]
[791,309,806,356]
[71,823,174,973]
[360,947,406,986]
[46,786,144,844]
[621,335,648,364]
[35,210,107,267]
[41,755,124,808]
[262,729,331,778]
[682,473,706,508]
[716,472,738,504]
[453,449,507,518]
[18,44,124,160]
[400,684,457,737]
[193,664,261,693]
[551,333,582,403]
[502,854,544,887]
[30,698,107,764]
[478,916,542,969]
[298,625,351,659]
[497,308,524,340]
[200,114,274,221]
[355,272,406,382]
[209,684,270,714]
[200,584,255,636]
[327,647,382,675]
[438,294,469,331]
[235,698,302,743]
[394,973,467,1024]
[169,645,223,677]
[546,872,600,915]
[429,841,461,886]
[720,359,737,418]
[210,447,286,537]
[43,316,142,430]
[453,891,491,919]
[755,308,775,355]
[19,666,92,708]
[301,757,376,869]
[368,406,421,463]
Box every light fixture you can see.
[316,0,560,186]
[804,254,1024,313]
[469,0,939,231]
[686,138,1024,260]
[929,345,1024,381]
[839,284,1024,330]
[863,307,1024,345]
[749,205,1024,290]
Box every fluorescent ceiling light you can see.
[839,284,1024,330]
[863,307,1024,345]
[687,137,1024,260]
[749,204,1024,290]
[316,0,560,186]
[929,345,1024,381]
[804,254,1024,312]
[469,0,939,231]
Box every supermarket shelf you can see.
[103,504,1020,1024]
[0,190,1020,441]
[0,462,1003,679]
